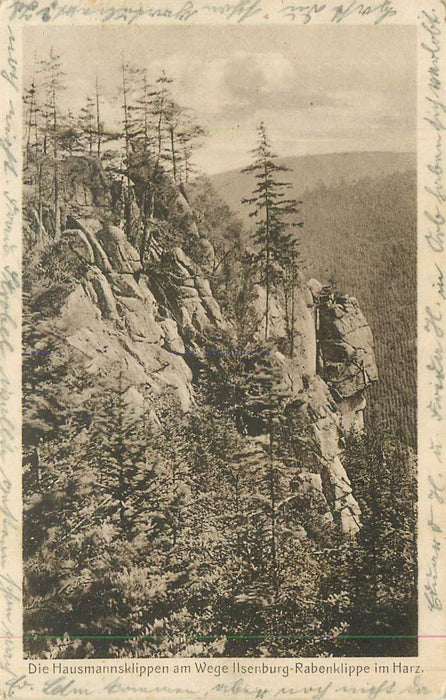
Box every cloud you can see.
[223,52,294,99]
[146,51,336,123]
[24,25,416,175]
[218,52,336,120]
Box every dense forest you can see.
[22,48,417,659]
[300,171,417,446]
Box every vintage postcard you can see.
[0,0,445,698]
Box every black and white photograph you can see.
[21,24,418,661]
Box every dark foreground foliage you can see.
[23,337,417,658]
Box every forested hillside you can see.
[212,152,415,219]
[211,157,417,446]
[22,48,417,659]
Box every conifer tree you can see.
[95,78,103,158]
[38,47,66,239]
[120,60,136,239]
[164,97,183,183]
[132,68,156,155]
[59,110,80,155]
[24,80,38,166]
[79,96,96,154]
[177,121,207,184]
[242,122,301,341]
[153,70,173,164]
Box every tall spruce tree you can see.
[23,80,38,166]
[154,71,174,161]
[95,78,103,158]
[38,47,66,239]
[242,123,301,341]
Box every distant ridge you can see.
[211,151,416,223]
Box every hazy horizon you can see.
[209,149,416,177]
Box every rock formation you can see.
[248,276,378,535]
[24,155,378,537]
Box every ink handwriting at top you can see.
[203,0,261,23]
[330,0,396,24]
[422,9,446,254]
[7,0,398,23]
[7,0,259,24]
[8,0,198,24]
[279,3,326,23]
[278,0,396,23]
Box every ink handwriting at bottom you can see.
[105,679,197,695]
[400,676,429,696]
[274,680,397,699]
[4,675,34,699]
[41,678,93,696]
[210,678,268,698]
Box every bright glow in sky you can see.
[24,25,416,175]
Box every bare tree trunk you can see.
[170,126,177,183]
[290,266,296,357]
[143,73,149,153]
[25,85,35,167]
[140,190,149,266]
[52,86,60,240]
[37,161,43,239]
[157,102,163,161]
[268,415,278,599]
[121,62,132,240]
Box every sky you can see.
[24,25,417,175]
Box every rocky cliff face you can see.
[248,277,378,535]
[24,156,378,536]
